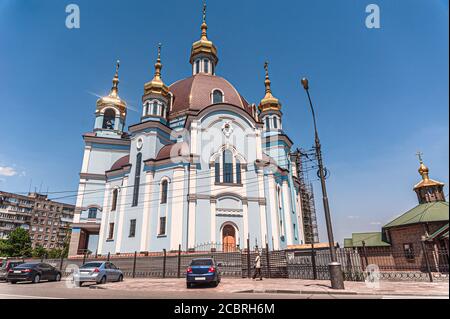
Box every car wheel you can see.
[117,275,123,282]
[186,282,192,289]
[98,276,107,285]
[10,281,17,284]
[33,274,41,284]
[55,273,61,282]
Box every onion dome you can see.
[190,1,218,67]
[258,61,281,112]
[96,60,127,116]
[168,74,251,118]
[144,44,170,97]
[414,153,444,190]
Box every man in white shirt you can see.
[252,250,263,280]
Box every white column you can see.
[170,168,185,251]
[73,181,86,223]
[257,170,268,245]
[140,172,154,252]
[191,121,198,155]
[115,177,128,254]
[295,191,306,244]
[80,146,92,174]
[241,165,249,243]
[186,166,196,250]
[282,180,294,245]
[97,184,110,254]
[210,200,216,243]
[268,174,280,250]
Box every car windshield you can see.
[0,260,6,269]
[15,263,38,269]
[81,262,103,269]
[191,259,214,266]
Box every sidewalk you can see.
[94,278,449,297]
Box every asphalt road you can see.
[0,280,446,300]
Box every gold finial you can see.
[154,43,163,80]
[416,151,430,181]
[110,59,120,97]
[264,61,271,94]
[258,60,281,112]
[201,0,208,40]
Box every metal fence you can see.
[31,244,449,283]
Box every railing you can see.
[25,245,449,282]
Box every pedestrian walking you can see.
[252,250,263,280]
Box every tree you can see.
[32,244,47,258]
[4,228,32,257]
[0,239,12,257]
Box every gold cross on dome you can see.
[416,151,424,163]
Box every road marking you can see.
[0,293,64,299]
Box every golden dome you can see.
[144,44,170,97]
[97,60,127,115]
[189,1,218,65]
[413,152,444,190]
[258,61,281,112]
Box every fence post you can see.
[59,255,64,271]
[265,242,271,279]
[132,251,137,278]
[163,249,167,279]
[362,241,369,269]
[177,244,181,278]
[420,238,433,283]
[246,238,251,278]
[311,242,317,280]
[82,251,86,265]
[107,252,110,262]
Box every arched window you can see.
[212,90,223,104]
[204,59,209,73]
[195,60,200,74]
[88,207,98,219]
[265,117,270,130]
[236,159,242,184]
[152,101,158,116]
[223,150,233,183]
[132,153,142,207]
[161,180,168,204]
[102,109,116,129]
[273,117,278,129]
[215,158,220,183]
[111,188,118,211]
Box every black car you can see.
[0,259,25,281]
[7,262,62,284]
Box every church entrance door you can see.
[222,225,236,252]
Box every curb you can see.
[236,289,358,295]
[235,289,448,297]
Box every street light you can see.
[300,77,345,289]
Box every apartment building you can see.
[0,191,75,249]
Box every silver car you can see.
[73,261,123,286]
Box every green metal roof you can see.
[426,223,449,241]
[345,232,390,248]
[383,201,449,229]
[343,238,353,248]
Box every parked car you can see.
[72,261,123,286]
[0,259,25,281]
[7,262,61,284]
[186,258,221,288]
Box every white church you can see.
[68,6,312,256]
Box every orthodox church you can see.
[69,6,310,256]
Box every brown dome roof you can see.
[168,74,251,118]
[109,155,130,171]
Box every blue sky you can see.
[0,0,448,243]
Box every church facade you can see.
[69,8,310,256]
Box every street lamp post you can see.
[300,77,345,289]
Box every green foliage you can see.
[32,244,47,258]
[2,228,32,257]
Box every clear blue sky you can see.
[0,0,448,243]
